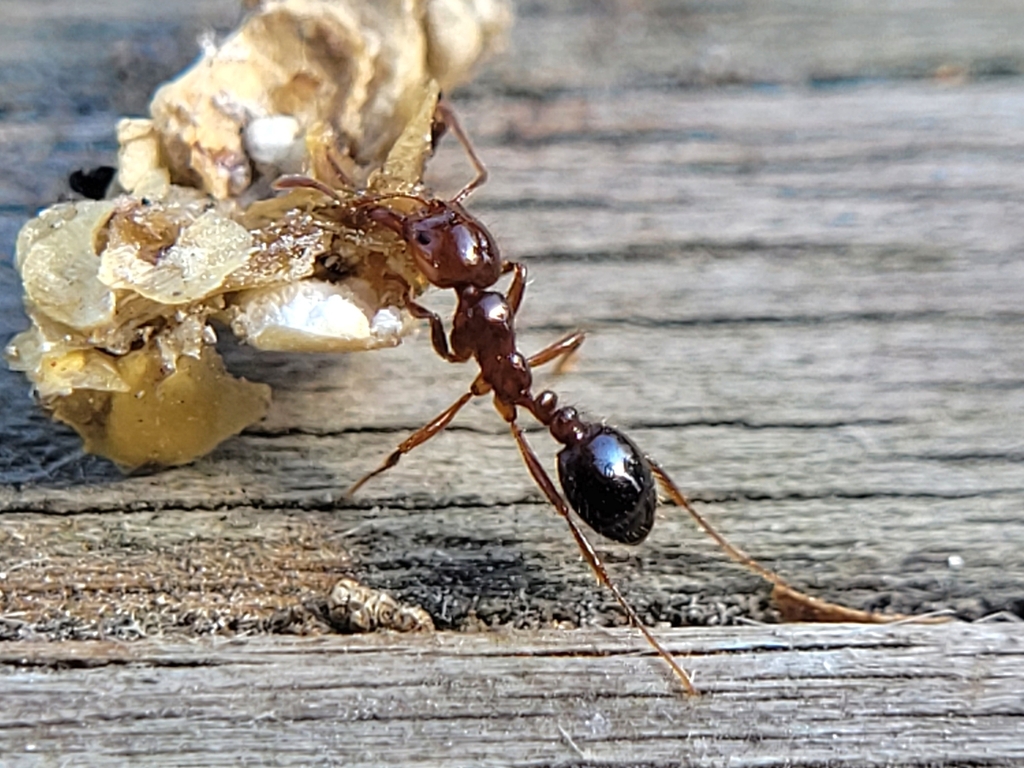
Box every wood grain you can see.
[2,0,1024,764]
[3,624,1023,767]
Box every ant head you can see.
[368,201,502,290]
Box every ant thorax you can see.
[451,288,532,403]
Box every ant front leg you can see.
[322,143,356,190]
[405,297,470,364]
[435,100,489,204]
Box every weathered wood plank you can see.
[4,227,1023,629]
[2,624,1023,767]
[1,0,1023,624]
[1,0,1022,616]
[486,0,1024,92]
[2,1,1024,763]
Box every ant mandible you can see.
[279,101,902,695]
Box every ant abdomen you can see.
[556,424,657,545]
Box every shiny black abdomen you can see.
[557,425,656,544]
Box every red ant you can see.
[278,102,905,695]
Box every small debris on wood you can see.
[326,577,435,633]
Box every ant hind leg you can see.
[508,421,698,695]
[648,460,929,624]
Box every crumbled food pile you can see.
[5,0,510,469]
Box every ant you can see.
[278,101,906,695]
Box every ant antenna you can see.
[272,177,432,217]
[275,101,484,209]
[346,192,430,210]
[435,100,489,204]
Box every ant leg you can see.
[649,461,791,588]
[509,421,698,695]
[324,144,356,190]
[648,461,920,624]
[528,330,586,376]
[502,262,584,375]
[345,381,488,498]
[406,297,470,364]
[436,100,489,204]
[528,331,585,368]
[346,333,587,497]
[502,261,527,316]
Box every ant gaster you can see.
[279,102,903,695]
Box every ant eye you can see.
[416,232,432,246]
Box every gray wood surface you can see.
[2,0,1024,764]
[2,623,1022,767]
